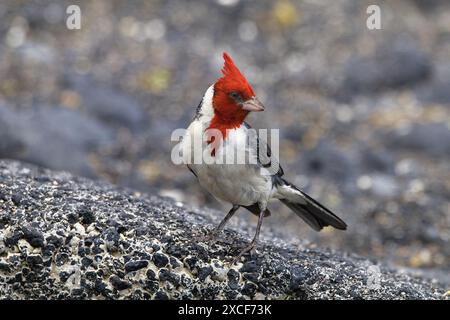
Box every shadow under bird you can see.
[181,52,346,263]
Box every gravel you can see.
[0,160,446,299]
[0,1,449,272]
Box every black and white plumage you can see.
[183,85,346,228]
[180,53,346,262]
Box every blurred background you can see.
[0,0,449,278]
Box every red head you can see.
[212,52,265,127]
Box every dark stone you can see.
[302,141,353,181]
[110,275,132,290]
[179,275,192,289]
[81,257,93,268]
[240,260,260,273]
[117,225,127,234]
[146,269,156,280]
[101,228,119,247]
[11,193,23,206]
[417,64,450,105]
[242,272,259,283]
[55,252,69,266]
[384,123,450,158]
[198,266,213,281]
[227,269,240,290]
[124,260,148,273]
[64,235,73,246]
[26,255,44,270]
[224,289,238,299]
[135,227,150,237]
[0,192,8,202]
[94,280,108,295]
[84,238,94,247]
[34,176,50,183]
[0,104,113,179]
[154,291,169,300]
[184,256,198,270]
[411,0,448,11]
[21,268,30,277]
[361,147,395,173]
[5,231,22,247]
[78,246,86,257]
[59,271,71,282]
[341,40,431,97]
[241,282,258,297]
[22,227,45,248]
[256,279,271,295]
[153,253,169,268]
[119,212,134,221]
[67,213,79,224]
[290,266,310,291]
[70,77,148,132]
[14,273,23,283]
[158,268,181,286]
[71,288,84,297]
[0,262,11,272]
[85,271,97,281]
[145,280,159,293]
[46,235,63,248]
[92,244,104,254]
[166,243,187,258]
[29,191,41,200]
[169,257,180,268]
[79,207,95,225]
[0,106,26,157]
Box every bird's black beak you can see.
[242,97,265,112]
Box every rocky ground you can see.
[0,160,447,299]
[0,0,448,286]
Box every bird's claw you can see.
[231,241,257,265]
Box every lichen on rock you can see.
[0,160,446,299]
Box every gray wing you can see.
[243,122,284,179]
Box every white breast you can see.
[180,84,273,207]
[183,122,272,207]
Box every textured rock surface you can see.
[0,160,446,299]
[1,1,450,273]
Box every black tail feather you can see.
[278,179,347,231]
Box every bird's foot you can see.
[231,241,257,265]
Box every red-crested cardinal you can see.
[181,52,346,263]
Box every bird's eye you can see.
[229,91,241,101]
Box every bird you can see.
[180,52,346,263]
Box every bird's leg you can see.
[197,205,239,242]
[232,209,265,264]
